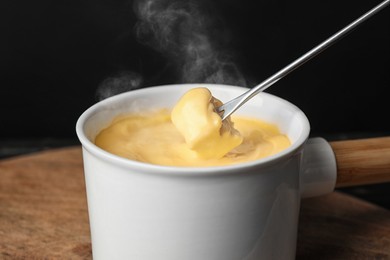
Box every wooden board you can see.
[0,147,389,259]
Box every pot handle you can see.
[330,136,390,188]
[300,138,337,198]
[300,136,390,198]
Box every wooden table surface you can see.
[0,146,389,259]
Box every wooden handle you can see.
[330,137,390,188]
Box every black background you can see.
[1,1,389,205]
[1,0,389,139]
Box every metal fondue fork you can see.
[216,0,390,120]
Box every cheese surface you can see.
[95,88,291,167]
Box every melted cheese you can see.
[171,87,243,159]
[95,87,291,167]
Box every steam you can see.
[134,0,246,86]
[96,71,143,100]
[96,0,246,100]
